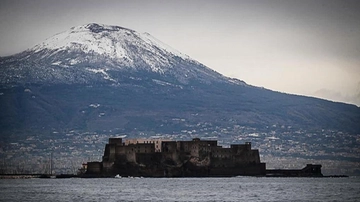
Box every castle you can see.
[85,138,266,177]
[84,137,324,177]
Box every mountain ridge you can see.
[1,23,248,88]
[0,23,359,135]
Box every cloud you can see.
[312,85,360,106]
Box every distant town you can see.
[0,123,359,176]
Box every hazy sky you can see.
[1,0,360,106]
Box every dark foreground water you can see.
[1,177,359,201]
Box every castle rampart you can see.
[87,138,266,177]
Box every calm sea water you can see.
[1,177,359,201]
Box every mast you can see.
[50,152,53,175]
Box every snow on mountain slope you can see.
[0,23,246,86]
[31,23,190,72]
[1,24,360,138]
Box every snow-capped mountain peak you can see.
[31,23,189,64]
[1,23,243,86]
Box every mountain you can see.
[1,23,360,136]
[0,23,239,86]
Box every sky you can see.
[1,0,360,106]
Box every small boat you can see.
[115,174,121,178]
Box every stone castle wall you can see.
[87,138,266,177]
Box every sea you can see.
[1,177,359,202]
